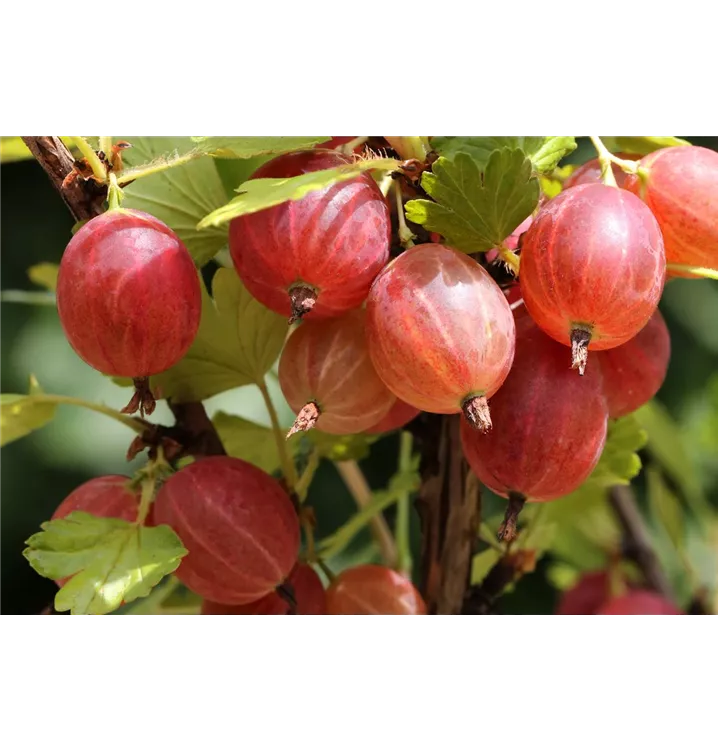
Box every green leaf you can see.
[198,158,399,228]
[635,401,707,514]
[1,375,57,446]
[588,414,647,488]
[24,512,187,615]
[307,431,380,462]
[152,268,286,402]
[430,136,576,173]
[213,412,299,474]
[471,548,501,585]
[120,136,229,266]
[28,262,59,291]
[191,136,329,159]
[405,150,539,253]
[601,136,690,156]
[646,467,684,550]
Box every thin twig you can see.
[608,485,674,600]
[335,460,398,568]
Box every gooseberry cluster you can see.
[43,138,717,616]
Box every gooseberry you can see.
[326,565,426,615]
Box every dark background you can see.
[2,138,717,614]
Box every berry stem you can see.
[395,431,414,576]
[665,263,718,280]
[589,136,640,187]
[98,136,113,159]
[136,474,157,526]
[339,136,368,155]
[570,327,591,375]
[28,393,146,433]
[394,181,416,249]
[107,172,124,211]
[295,448,320,502]
[497,492,526,542]
[71,137,108,183]
[257,379,299,490]
[378,172,394,198]
[334,460,398,567]
[288,283,318,324]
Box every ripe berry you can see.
[365,398,421,434]
[229,150,390,323]
[56,209,201,416]
[153,456,300,605]
[597,590,682,615]
[52,475,144,586]
[279,309,395,436]
[595,310,670,418]
[520,183,666,374]
[624,146,718,273]
[460,312,608,508]
[201,564,326,615]
[563,154,636,189]
[555,571,611,615]
[366,243,516,431]
[326,565,426,614]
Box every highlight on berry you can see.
[3,135,717,616]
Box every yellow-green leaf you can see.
[24,511,187,615]
[601,136,690,156]
[191,136,329,159]
[0,376,56,446]
[198,158,399,228]
[28,262,59,291]
[152,268,286,402]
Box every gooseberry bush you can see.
[3,134,718,615]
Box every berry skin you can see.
[624,145,718,274]
[595,310,670,418]
[555,571,611,615]
[201,564,326,615]
[366,243,516,431]
[326,565,426,615]
[229,150,390,323]
[460,312,608,502]
[597,590,682,615]
[279,309,395,436]
[365,398,421,434]
[563,154,636,189]
[153,456,300,605]
[56,209,201,416]
[520,183,666,374]
[52,475,144,586]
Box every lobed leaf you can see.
[601,135,690,156]
[587,414,647,488]
[0,376,56,446]
[198,158,399,228]
[151,268,286,403]
[405,149,539,253]
[23,511,187,615]
[213,412,299,474]
[190,136,329,159]
[430,136,576,173]
[120,136,229,266]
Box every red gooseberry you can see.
[56,208,201,416]
[563,153,637,189]
[624,145,718,274]
[326,565,426,615]
[229,150,390,323]
[555,571,612,615]
[279,309,395,436]
[596,590,682,615]
[365,398,421,434]
[201,564,326,615]
[520,183,666,374]
[366,243,516,432]
[153,456,300,605]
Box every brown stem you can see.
[287,402,320,438]
[570,328,591,375]
[21,136,106,221]
[497,492,526,542]
[24,136,227,464]
[414,415,481,614]
[288,284,317,324]
[461,395,492,432]
[609,485,674,601]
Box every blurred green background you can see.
[2,138,717,614]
